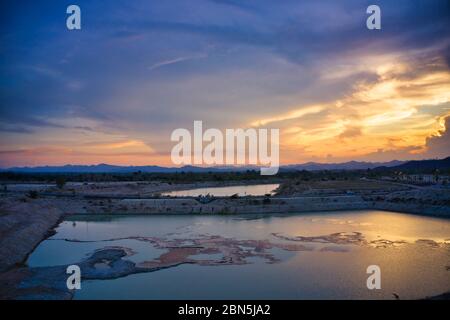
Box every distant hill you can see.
[1,160,406,173]
[382,157,450,172]
[282,160,404,171]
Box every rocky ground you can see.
[0,195,66,273]
[275,179,411,196]
[368,188,450,218]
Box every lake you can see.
[161,183,279,197]
[28,210,450,299]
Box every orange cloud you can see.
[250,55,450,163]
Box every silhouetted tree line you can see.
[0,167,447,183]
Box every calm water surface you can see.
[28,210,450,299]
[161,183,279,197]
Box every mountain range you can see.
[1,157,449,173]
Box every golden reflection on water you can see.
[32,210,450,299]
[287,211,450,244]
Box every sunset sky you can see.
[1,0,450,167]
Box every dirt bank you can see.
[0,195,67,272]
[369,189,450,218]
